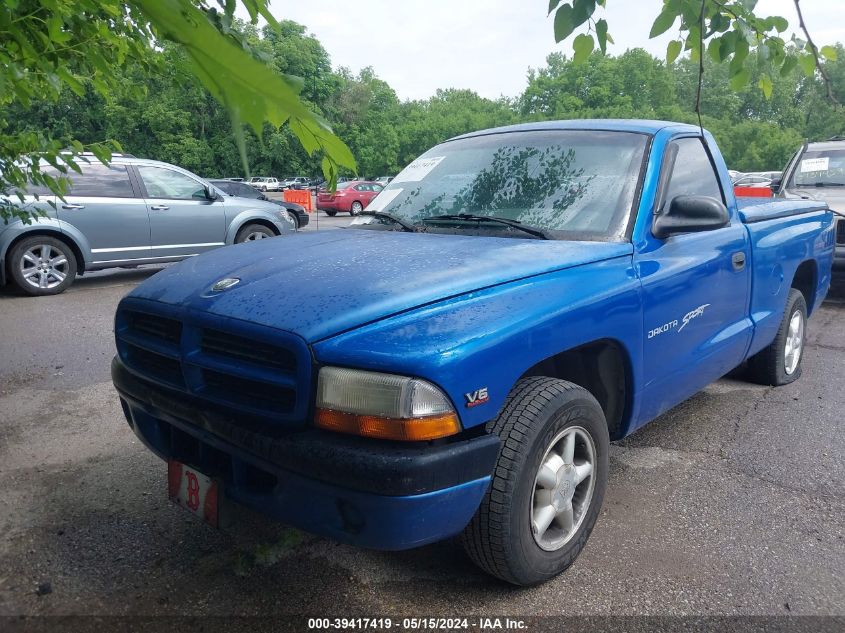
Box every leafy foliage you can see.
[0,0,354,224]
[547,0,836,99]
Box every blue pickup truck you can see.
[112,120,835,586]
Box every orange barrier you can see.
[283,189,313,211]
[734,186,773,198]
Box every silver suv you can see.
[1,156,295,296]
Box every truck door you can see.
[635,136,752,423]
[135,165,227,259]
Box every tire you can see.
[261,186,268,192]
[462,377,609,586]
[287,211,299,229]
[234,223,276,243]
[8,235,78,296]
[325,210,337,217]
[747,288,807,386]
[350,201,363,216]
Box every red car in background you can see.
[316,181,383,216]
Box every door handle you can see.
[731,252,746,271]
[61,203,85,210]
[150,205,170,211]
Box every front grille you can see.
[200,369,296,412]
[837,218,845,245]
[126,312,182,344]
[116,306,309,424]
[201,329,296,372]
[124,344,184,389]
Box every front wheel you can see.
[8,236,78,296]
[747,288,807,385]
[325,210,337,217]
[350,201,363,216]
[287,211,299,229]
[234,223,276,243]
[462,377,609,586]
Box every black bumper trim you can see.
[112,357,500,496]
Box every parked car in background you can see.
[209,179,309,229]
[374,176,394,187]
[728,169,742,182]
[250,177,282,192]
[316,181,383,216]
[283,176,310,190]
[777,137,845,267]
[0,156,295,295]
[733,173,774,188]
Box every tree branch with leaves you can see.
[548,0,838,102]
[0,0,356,224]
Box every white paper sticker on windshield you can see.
[365,187,403,212]
[391,156,445,184]
[800,157,829,172]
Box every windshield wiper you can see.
[811,182,845,187]
[423,213,551,240]
[358,210,419,232]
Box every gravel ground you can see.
[0,264,843,624]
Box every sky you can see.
[267,0,845,101]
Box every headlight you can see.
[315,367,460,441]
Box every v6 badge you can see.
[465,387,489,408]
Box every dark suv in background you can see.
[209,179,309,229]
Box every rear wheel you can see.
[287,211,299,229]
[747,288,807,385]
[461,377,609,586]
[234,223,275,243]
[8,236,77,296]
[350,201,363,216]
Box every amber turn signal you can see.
[314,408,461,441]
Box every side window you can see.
[663,137,724,206]
[137,166,206,200]
[355,184,368,192]
[67,164,135,197]
[372,184,384,193]
[20,167,61,196]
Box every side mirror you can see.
[769,175,783,194]
[653,195,729,239]
[204,185,220,201]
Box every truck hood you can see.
[783,187,845,212]
[128,230,631,342]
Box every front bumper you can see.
[112,357,498,550]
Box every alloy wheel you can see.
[18,243,70,290]
[530,426,596,551]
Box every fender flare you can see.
[225,209,289,244]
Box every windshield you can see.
[361,130,648,240]
[791,149,845,186]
